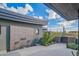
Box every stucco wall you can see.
[0,25,6,52]
[0,20,43,51]
[10,25,42,50]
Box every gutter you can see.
[0,8,48,26]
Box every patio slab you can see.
[0,43,77,56]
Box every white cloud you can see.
[17,4,33,15]
[0,3,17,12]
[25,4,33,12]
[65,27,78,32]
[58,20,77,28]
[48,26,63,32]
[1,3,33,15]
[46,9,60,20]
[7,7,17,13]
[33,16,43,20]
[33,16,38,18]
[17,7,28,15]
[38,16,43,19]
[1,3,44,20]
[58,20,78,32]
[47,20,78,32]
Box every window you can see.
[35,29,39,35]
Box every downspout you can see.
[6,26,10,52]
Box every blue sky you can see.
[7,3,49,20]
[1,3,78,32]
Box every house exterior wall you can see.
[0,25,6,53]
[10,25,35,50]
[0,7,47,52]
[0,19,44,51]
[10,25,43,51]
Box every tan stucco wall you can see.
[0,25,6,53]
[0,20,43,51]
[10,25,42,50]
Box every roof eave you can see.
[44,3,79,21]
[0,8,48,26]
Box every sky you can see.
[0,3,78,32]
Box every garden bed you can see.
[67,43,78,50]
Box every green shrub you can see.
[67,43,78,50]
[39,32,62,46]
[40,32,54,46]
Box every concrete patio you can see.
[0,43,77,56]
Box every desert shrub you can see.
[40,32,54,46]
[39,32,62,46]
[67,43,78,50]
